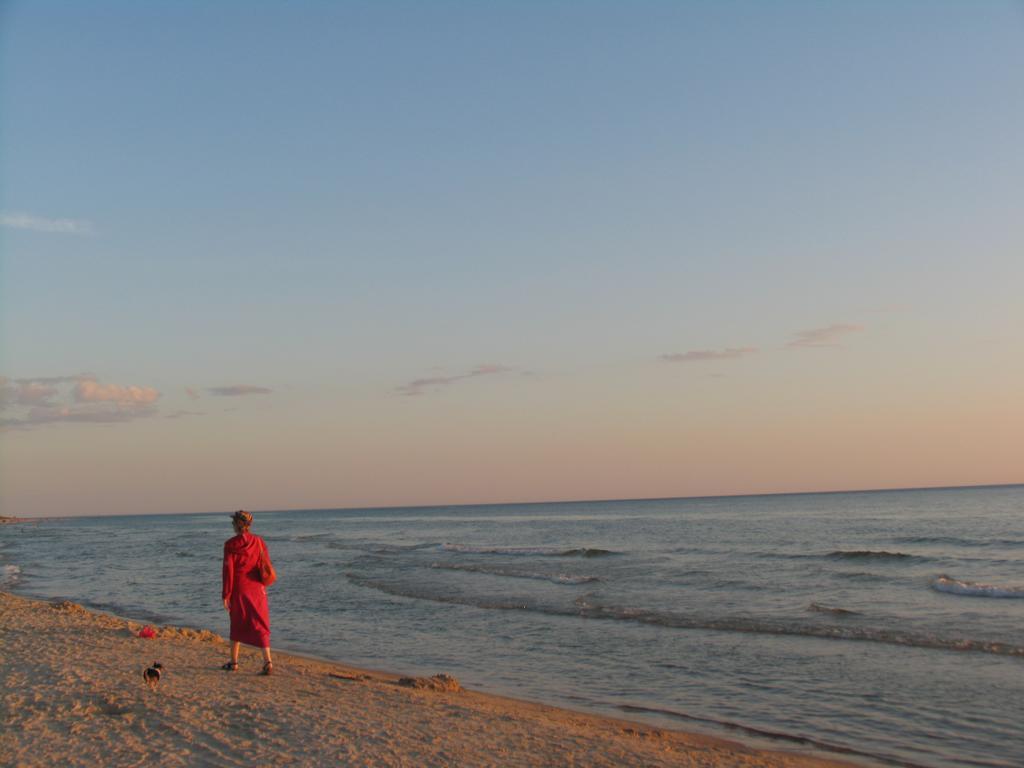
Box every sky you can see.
[1,1,1022,517]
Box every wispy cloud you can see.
[660,347,757,363]
[1,375,87,411]
[13,373,96,385]
[207,385,273,397]
[6,381,59,407]
[2,404,158,427]
[0,374,161,429]
[397,364,514,396]
[787,324,863,348]
[0,211,94,235]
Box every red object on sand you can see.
[138,625,156,638]
[222,532,271,648]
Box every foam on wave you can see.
[932,575,1024,598]
[1,564,21,586]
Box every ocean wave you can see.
[369,543,441,554]
[430,562,601,585]
[440,544,617,557]
[807,603,861,616]
[932,575,1024,599]
[324,542,364,552]
[831,570,891,583]
[894,535,1024,548]
[273,533,338,543]
[266,532,340,544]
[347,575,1024,657]
[347,574,532,610]
[826,550,923,561]
[1,564,22,586]
[324,541,438,554]
[892,535,974,546]
[746,550,928,564]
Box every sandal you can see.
[261,661,273,676]
[222,661,238,671]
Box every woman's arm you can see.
[222,545,234,608]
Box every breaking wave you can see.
[1,564,21,586]
[347,575,1024,657]
[430,562,601,585]
[440,544,617,558]
[932,575,1024,599]
[826,550,923,561]
[831,571,891,583]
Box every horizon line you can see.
[12,480,1022,519]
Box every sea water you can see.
[2,485,1022,767]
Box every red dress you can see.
[222,532,271,648]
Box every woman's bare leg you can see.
[261,646,273,664]
[230,641,241,665]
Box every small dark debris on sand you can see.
[51,600,89,614]
[397,674,462,692]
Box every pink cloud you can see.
[75,379,160,405]
[1,373,162,430]
[787,324,863,348]
[660,347,757,363]
[397,364,515,396]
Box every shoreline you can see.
[0,590,865,767]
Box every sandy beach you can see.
[0,590,859,768]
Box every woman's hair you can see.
[231,509,253,531]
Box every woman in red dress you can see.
[221,510,274,675]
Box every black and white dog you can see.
[143,662,163,690]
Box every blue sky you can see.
[2,1,1022,515]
